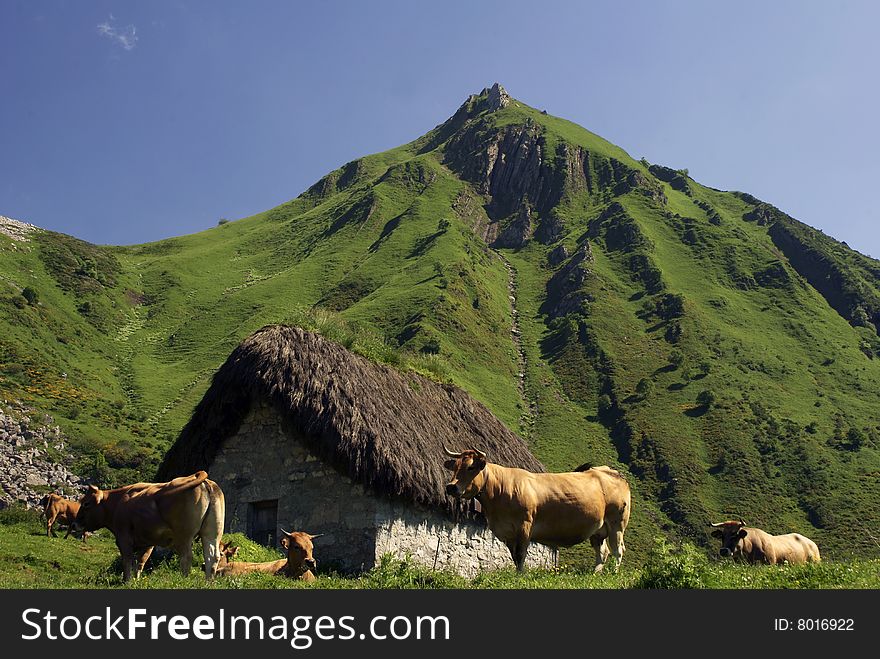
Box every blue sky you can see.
[2,1,879,256]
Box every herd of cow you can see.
[35,448,820,584]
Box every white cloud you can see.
[97,15,138,51]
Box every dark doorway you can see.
[247,499,278,547]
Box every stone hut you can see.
[157,325,555,576]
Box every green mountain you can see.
[2,84,879,559]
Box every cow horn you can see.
[443,446,461,457]
[280,528,291,537]
[709,521,726,527]
[309,534,324,540]
[474,448,487,460]
[739,518,746,527]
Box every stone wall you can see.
[209,401,556,576]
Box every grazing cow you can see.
[444,448,631,572]
[217,530,319,581]
[40,493,84,540]
[75,471,225,582]
[710,519,821,565]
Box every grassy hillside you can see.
[1,84,879,564]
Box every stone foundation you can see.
[208,402,556,576]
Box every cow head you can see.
[219,540,239,567]
[710,519,748,558]
[74,485,107,532]
[443,447,488,500]
[280,529,320,576]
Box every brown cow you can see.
[710,519,821,565]
[217,530,319,581]
[74,471,225,582]
[40,493,84,539]
[444,448,631,572]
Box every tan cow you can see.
[40,493,84,539]
[217,530,319,581]
[710,519,821,565]
[74,471,225,582]
[444,448,631,572]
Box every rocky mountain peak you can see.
[483,82,511,111]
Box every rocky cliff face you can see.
[542,241,595,318]
[0,403,84,509]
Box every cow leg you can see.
[47,514,57,537]
[607,529,625,571]
[198,480,225,580]
[135,546,154,579]
[506,532,531,572]
[118,547,134,583]
[114,531,139,583]
[590,533,610,572]
[176,541,194,577]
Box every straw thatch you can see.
[157,325,544,515]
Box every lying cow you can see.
[217,530,319,581]
[40,493,85,540]
[75,471,225,582]
[444,448,631,572]
[710,519,821,565]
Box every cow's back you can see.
[775,532,820,564]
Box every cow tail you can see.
[158,470,210,497]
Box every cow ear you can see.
[711,530,722,538]
[280,537,290,549]
[88,484,99,493]
[443,459,457,471]
[229,546,239,557]
[737,529,748,539]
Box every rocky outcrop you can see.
[0,215,38,242]
[445,121,557,220]
[547,243,570,266]
[484,82,511,111]
[743,203,778,226]
[542,241,594,319]
[0,403,85,509]
[588,202,652,253]
[769,220,880,330]
[648,164,692,196]
[492,202,533,249]
[534,211,565,244]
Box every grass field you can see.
[1,510,876,590]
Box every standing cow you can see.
[710,519,820,565]
[75,471,225,582]
[40,493,84,540]
[444,448,631,572]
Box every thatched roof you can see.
[157,325,544,515]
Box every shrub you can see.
[697,390,717,408]
[420,338,441,355]
[669,350,685,369]
[0,504,43,526]
[597,394,613,415]
[21,287,38,305]
[217,218,229,226]
[635,537,707,589]
[656,293,685,319]
[635,378,654,398]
